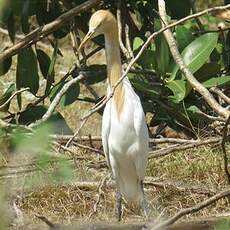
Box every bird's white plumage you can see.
[79,9,149,204]
[102,78,149,201]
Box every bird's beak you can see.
[78,29,95,51]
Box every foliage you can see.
[0,0,229,137]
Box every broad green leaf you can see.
[49,81,80,106]
[18,105,73,134]
[176,25,194,52]
[165,0,191,19]
[169,33,218,82]
[133,37,144,50]
[36,49,52,79]
[16,47,39,95]
[11,0,37,16]
[194,63,221,82]
[0,55,12,76]
[83,65,107,85]
[45,41,58,94]
[7,11,15,43]
[202,76,230,88]
[0,83,15,111]
[167,80,187,103]
[21,0,30,34]
[155,33,171,76]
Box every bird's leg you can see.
[115,190,122,221]
[140,180,150,219]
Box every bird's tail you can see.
[117,169,143,202]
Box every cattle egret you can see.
[79,10,149,220]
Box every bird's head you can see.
[78,10,117,50]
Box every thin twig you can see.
[29,74,86,128]
[210,87,230,105]
[152,187,230,229]
[158,0,230,119]
[221,116,230,184]
[125,24,134,59]
[116,0,129,59]
[0,0,101,62]
[0,87,30,110]
[82,3,230,120]
[149,137,223,159]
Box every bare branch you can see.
[0,0,101,62]
[29,74,86,128]
[149,137,223,159]
[210,87,230,105]
[0,87,30,111]
[158,0,230,119]
[152,187,230,229]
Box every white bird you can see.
[79,10,149,220]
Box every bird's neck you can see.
[105,33,124,117]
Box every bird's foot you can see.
[115,191,122,222]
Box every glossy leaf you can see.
[83,65,107,85]
[137,49,157,70]
[36,49,52,79]
[202,76,230,88]
[16,47,39,95]
[7,11,15,43]
[49,81,80,106]
[169,33,218,82]
[21,0,30,34]
[166,0,191,19]
[18,105,73,134]
[0,83,15,112]
[133,37,144,50]
[176,25,194,52]
[155,33,171,76]
[167,80,187,103]
[0,55,12,76]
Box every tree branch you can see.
[0,0,101,62]
[158,0,230,119]
[152,187,230,229]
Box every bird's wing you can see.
[102,101,111,169]
[133,95,149,180]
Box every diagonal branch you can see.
[152,187,230,229]
[158,0,230,119]
[0,0,100,62]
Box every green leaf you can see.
[194,63,221,82]
[155,33,171,76]
[167,80,187,103]
[0,83,15,112]
[16,47,39,95]
[21,0,30,34]
[7,11,15,43]
[176,25,194,52]
[45,41,58,94]
[18,105,73,134]
[0,55,12,76]
[166,0,191,19]
[49,81,80,107]
[83,65,107,85]
[133,37,144,50]
[202,76,230,88]
[169,33,218,82]
[36,49,52,79]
